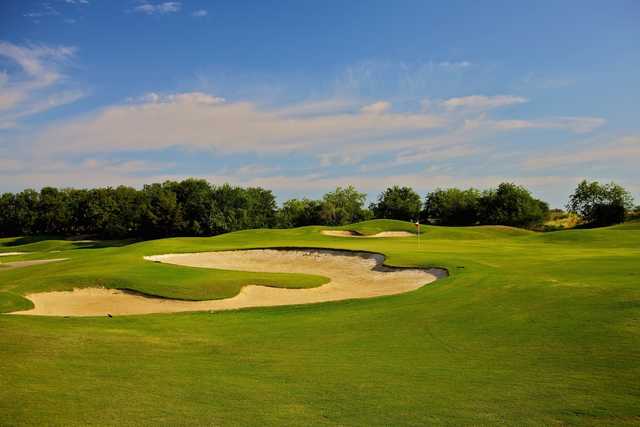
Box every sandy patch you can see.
[0,252,29,257]
[321,230,415,238]
[0,258,67,270]
[12,249,446,317]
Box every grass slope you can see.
[0,220,639,425]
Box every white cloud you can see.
[273,98,357,117]
[442,95,528,111]
[4,86,616,204]
[134,2,182,14]
[360,101,391,115]
[79,158,175,174]
[192,9,208,17]
[21,90,606,174]
[0,71,8,87]
[0,41,84,128]
[0,152,578,204]
[131,91,225,105]
[24,4,61,18]
[0,158,23,172]
[336,59,476,97]
[438,61,472,69]
[33,94,446,155]
[464,116,605,134]
[524,135,640,170]
[318,152,364,167]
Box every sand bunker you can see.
[12,249,446,317]
[321,230,415,238]
[0,258,67,270]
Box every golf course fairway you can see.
[1,219,639,425]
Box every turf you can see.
[0,220,638,425]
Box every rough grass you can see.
[543,211,581,230]
[0,219,639,426]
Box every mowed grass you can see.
[0,219,639,425]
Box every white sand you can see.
[0,252,29,257]
[12,249,446,317]
[0,258,67,270]
[321,230,415,238]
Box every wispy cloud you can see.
[192,9,208,17]
[521,72,575,89]
[0,41,85,129]
[24,1,89,23]
[524,135,640,170]
[134,2,181,15]
[3,86,613,204]
[441,95,528,111]
[437,61,472,69]
[0,150,584,204]
[129,91,225,105]
[463,115,606,134]
[34,92,447,155]
[273,98,358,117]
[336,59,475,96]
[16,91,606,185]
[360,101,390,115]
[24,3,61,19]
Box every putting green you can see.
[0,219,639,426]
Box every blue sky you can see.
[0,0,639,207]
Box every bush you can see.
[540,209,580,230]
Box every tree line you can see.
[0,179,634,238]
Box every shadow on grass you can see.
[70,239,141,249]
[1,235,141,249]
[1,236,57,246]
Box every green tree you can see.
[14,189,39,235]
[66,189,91,235]
[320,186,368,226]
[277,198,323,228]
[566,180,633,226]
[36,187,72,235]
[423,188,481,225]
[210,184,250,234]
[109,186,145,237]
[371,186,422,221]
[0,193,17,236]
[140,183,183,237]
[478,183,548,227]
[168,179,214,235]
[244,187,277,229]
